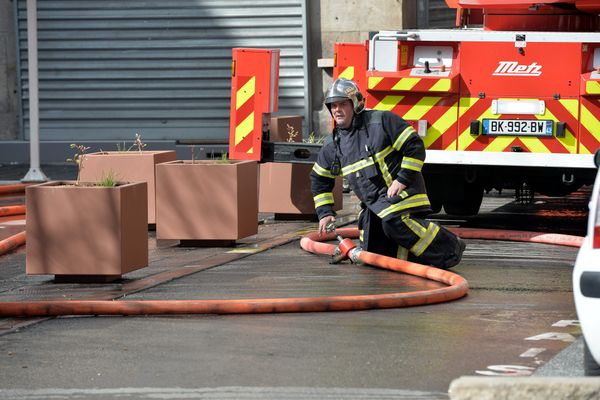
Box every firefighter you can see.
[310,78,466,269]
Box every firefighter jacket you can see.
[310,110,431,221]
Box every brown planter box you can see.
[259,162,343,215]
[26,181,148,281]
[156,160,258,242]
[80,150,176,224]
[269,115,302,142]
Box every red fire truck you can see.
[333,0,600,215]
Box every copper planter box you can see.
[156,160,258,242]
[26,181,149,281]
[80,150,176,224]
[259,162,343,215]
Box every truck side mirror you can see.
[595,149,600,169]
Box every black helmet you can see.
[324,78,365,114]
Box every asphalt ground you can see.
[0,163,593,399]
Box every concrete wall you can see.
[0,0,17,140]
[308,0,417,137]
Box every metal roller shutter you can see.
[16,0,307,142]
[417,0,455,29]
[428,0,455,28]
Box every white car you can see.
[573,149,600,376]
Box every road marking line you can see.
[525,332,576,342]
[552,320,579,327]
[520,347,546,358]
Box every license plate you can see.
[482,119,553,136]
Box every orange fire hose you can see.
[0,231,26,256]
[0,183,29,195]
[0,205,26,217]
[447,227,583,248]
[0,227,469,317]
[0,205,26,257]
[0,225,583,318]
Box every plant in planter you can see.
[155,155,258,244]
[67,143,91,185]
[26,144,148,282]
[79,133,176,225]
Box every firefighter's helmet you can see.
[324,78,365,114]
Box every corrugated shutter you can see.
[428,0,455,28]
[16,0,306,142]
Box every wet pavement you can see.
[0,163,591,399]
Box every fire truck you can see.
[332,0,600,215]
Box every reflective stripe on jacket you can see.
[310,110,431,220]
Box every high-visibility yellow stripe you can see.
[458,97,479,118]
[535,107,577,154]
[410,222,440,257]
[393,126,417,150]
[586,81,600,95]
[312,163,336,179]
[314,192,335,208]
[368,76,384,89]
[236,76,255,110]
[396,246,409,260]
[339,66,355,80]
[377,194,430,219]
[401,156,424,172]
[519,137,550,153]
[403,217,426,236]
[457,107,499,150]
[424,101,458,148]
[483,135,514,152]
[392,78,420,91]
[559,99,579,120]
[235,112,254,146]
[403,96,440,121]
[428,79,451,92]
[373,146,394,186]
[451,98,479,150]
[373,95,404,111]
[341,158,375,176]
[580,103,600,144]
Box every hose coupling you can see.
[330,237,358,264]
[348,247,362,264]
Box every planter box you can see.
[268,115,302,142]
[80,150,176,224]
[259,162,343,216]
[26,181,148,281]
[156,160,258,242]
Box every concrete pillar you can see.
[308,0,417,137]
[0,0,18,140]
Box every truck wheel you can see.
[443,181,483,216]
[584,339,600,376]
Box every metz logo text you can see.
[493,61,542,76]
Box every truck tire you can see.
[443,181,483,216]
[584,339,600,376]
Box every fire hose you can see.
[0,205,26,256]
[0,226,468,317]
[0,223,584,318]
[0,183,29,195]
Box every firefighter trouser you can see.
[358,207,462,269]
